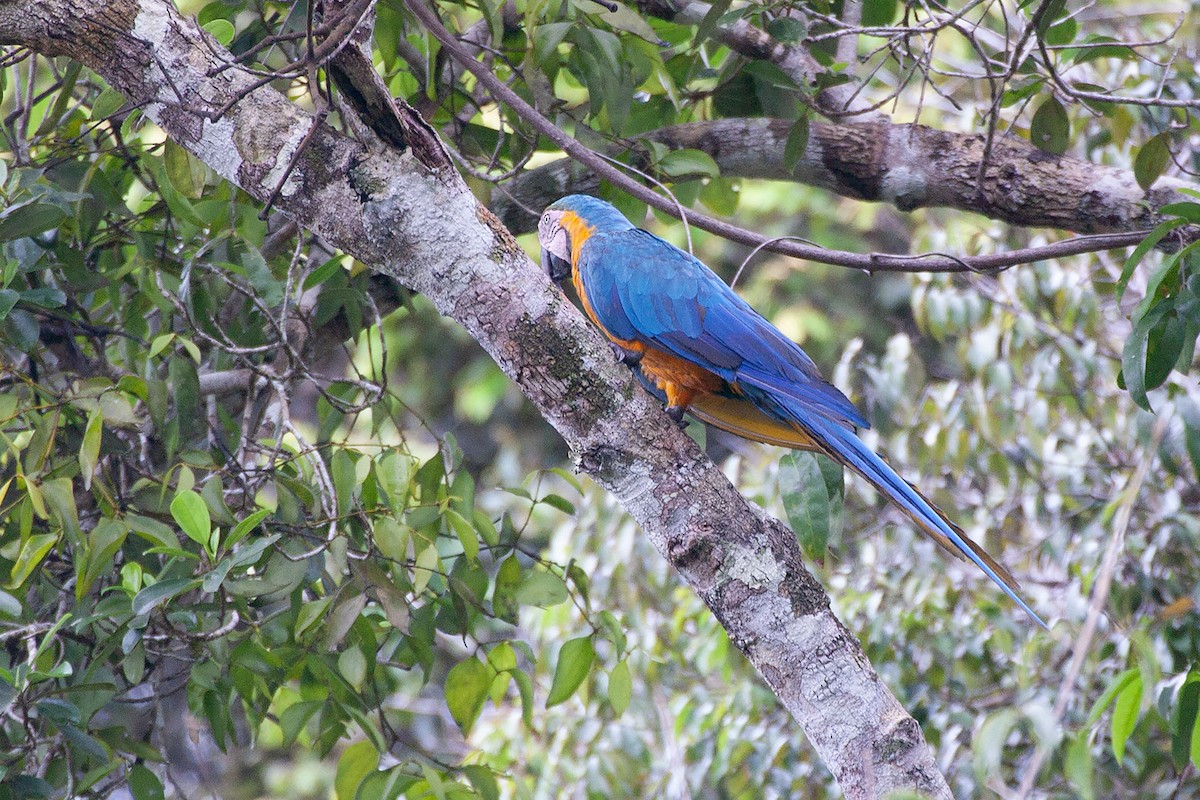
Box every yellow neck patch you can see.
[559,210,594,268]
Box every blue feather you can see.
[795,410,1048,628]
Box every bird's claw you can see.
[664,405,688,428]
[609,342,643,366]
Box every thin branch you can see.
[407,0,1153,274]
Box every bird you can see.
[537,194,1046,627]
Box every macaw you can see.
[538,194,1045,627]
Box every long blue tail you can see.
[793,409,1047,628]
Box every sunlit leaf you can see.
[546,636,594,708]
[446,657,492,735]
[171,489,212,552]
[131,578,199,617]
[1111,673,1143,763]
[334,740,379,800]
[514,570,568,608]
[608,660,632,717]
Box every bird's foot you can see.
[609,342,643,366]
[664,404,688,428]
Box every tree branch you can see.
[0,0,956,796]
[492,118,1196,253]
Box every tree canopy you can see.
[0,0,1199,798]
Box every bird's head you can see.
[538,195,635,282]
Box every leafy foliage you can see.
[2,0,1200,797]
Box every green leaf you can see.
[171,489,212,553]
[127,513,181,551]
[294,597,332,639]
[1117,218,1187,300]
[1159,201,1200,224]
[445,657,492,735]
[144,153,204,226]
[224,508,270,551]
[131,578,199,616]
[356,768,419,800]
[1133,133,1171,192]
[1122,302,1169,411]
[783,116,810,175]
[338,646,368,691]
[79,408,103,491]
[513,570,568,608]
[79,518,127,600]
[1064,730,1095,800]
[334,740,379,800]
[1030,96,1069,155]
[462,765,500,800]
[861,0,899,26]
[608,660,632,717]
[533,22,573,64]
[657,149,720,180]
[0,589,20,617]
[1111,672,1143,763]
[411,544,439,595]
[332,448,357,517]
[90,87,126,120]
[0,200,68,243]
[973,708,1019,781]
[699,177,739,216]
[512,668,534,727]
[765,17,806,43]
[1144,307,1187,392]
[41,477,81,542]
[446,509,479,562]
[202,18,236,47]
[546,636,594,707]
[1193,713,1200,770]
[280,700,322,746]
[127,764,165,800]
[63,724,110,763]
[201,556,234,593]
[302,255,345,291]
[1044,16,1078,47]
[598,610,626,655]
[779,451,833,562]
[493,554,521,623]
[372,516,410,563]
[0,288,18,321]
[694,0,733,45]
[8,533,59,589]
[376,451,413,509]
[164,140,206,200]
[1172,670,1200,770]
[539,494,575,515]
[19,288,66,308]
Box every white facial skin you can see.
[538,209,572,280]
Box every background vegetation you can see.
[1,0,1199,797]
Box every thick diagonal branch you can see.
[0,0,954,797]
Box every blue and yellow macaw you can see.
[538,194,1045,627]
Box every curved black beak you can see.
[542,248,572,282]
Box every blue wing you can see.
[578,229,868,429]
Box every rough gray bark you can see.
[492,117,1194,239]
[0,1,953,797]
